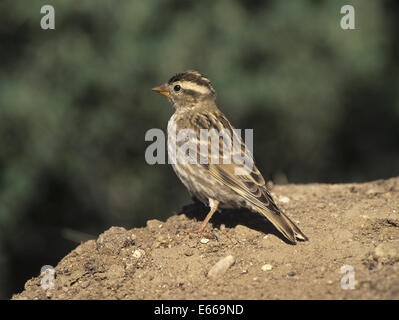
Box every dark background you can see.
[1,0,399,299]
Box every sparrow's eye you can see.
[174,85,181,92]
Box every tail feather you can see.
[258,207,308,244]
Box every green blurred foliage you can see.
[0,0,398,298]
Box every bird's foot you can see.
[182,228,213,239]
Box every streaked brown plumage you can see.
[152,70,308,244]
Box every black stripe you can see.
[168,71,211,89]
[182,89,201,100]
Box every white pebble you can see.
[261,264,273,271]
[132,249,144,258]
[278,196,290,203]
[208,255,235,279]
[200,238,209,244]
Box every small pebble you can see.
[157,236,168,243]
[200,238,209,244]
[207,255,235,279]
[132,249,144,258]
[261,264,273,271]
[278,196,290,203]
[287,271,296,277]
[184,250,194,256]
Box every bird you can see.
[152,70,308,244]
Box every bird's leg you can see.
[195,199,220,233]
[184,199,219,235]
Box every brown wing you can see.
[186,108,307,243]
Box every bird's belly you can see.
[171,162,243,208]
[167,116,245,209]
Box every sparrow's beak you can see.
[152,83,171,99]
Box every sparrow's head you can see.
[152,70,216,109]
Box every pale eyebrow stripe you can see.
[179,81,211,94]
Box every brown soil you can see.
[12,178,399,300]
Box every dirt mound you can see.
[12,178,399,299]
